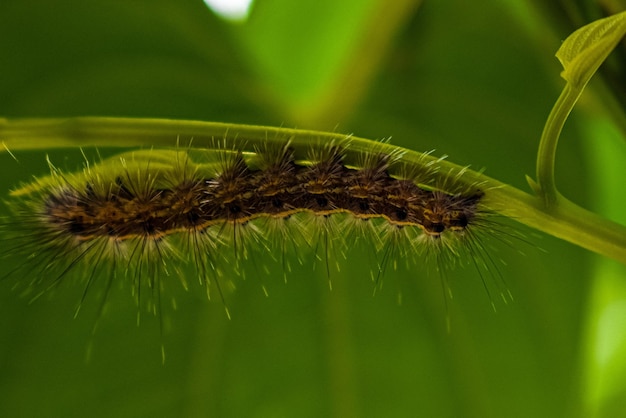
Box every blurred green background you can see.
[1,0,626,417]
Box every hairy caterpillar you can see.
[1,132,511,319]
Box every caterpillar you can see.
[1,133,509,318]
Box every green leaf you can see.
[536,10,626,205]
[1,2,625,418]
[557,10,626,88]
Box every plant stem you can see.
[2,116,626,263]
[535,84,584,206]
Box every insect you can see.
[1,132,512,320]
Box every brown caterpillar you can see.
[2,139,501,317]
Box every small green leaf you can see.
[557,10,626,88]
[525,174,541,195]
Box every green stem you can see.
[535,84,584,206]
[486,187,626,263]
[2,117,626,263]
